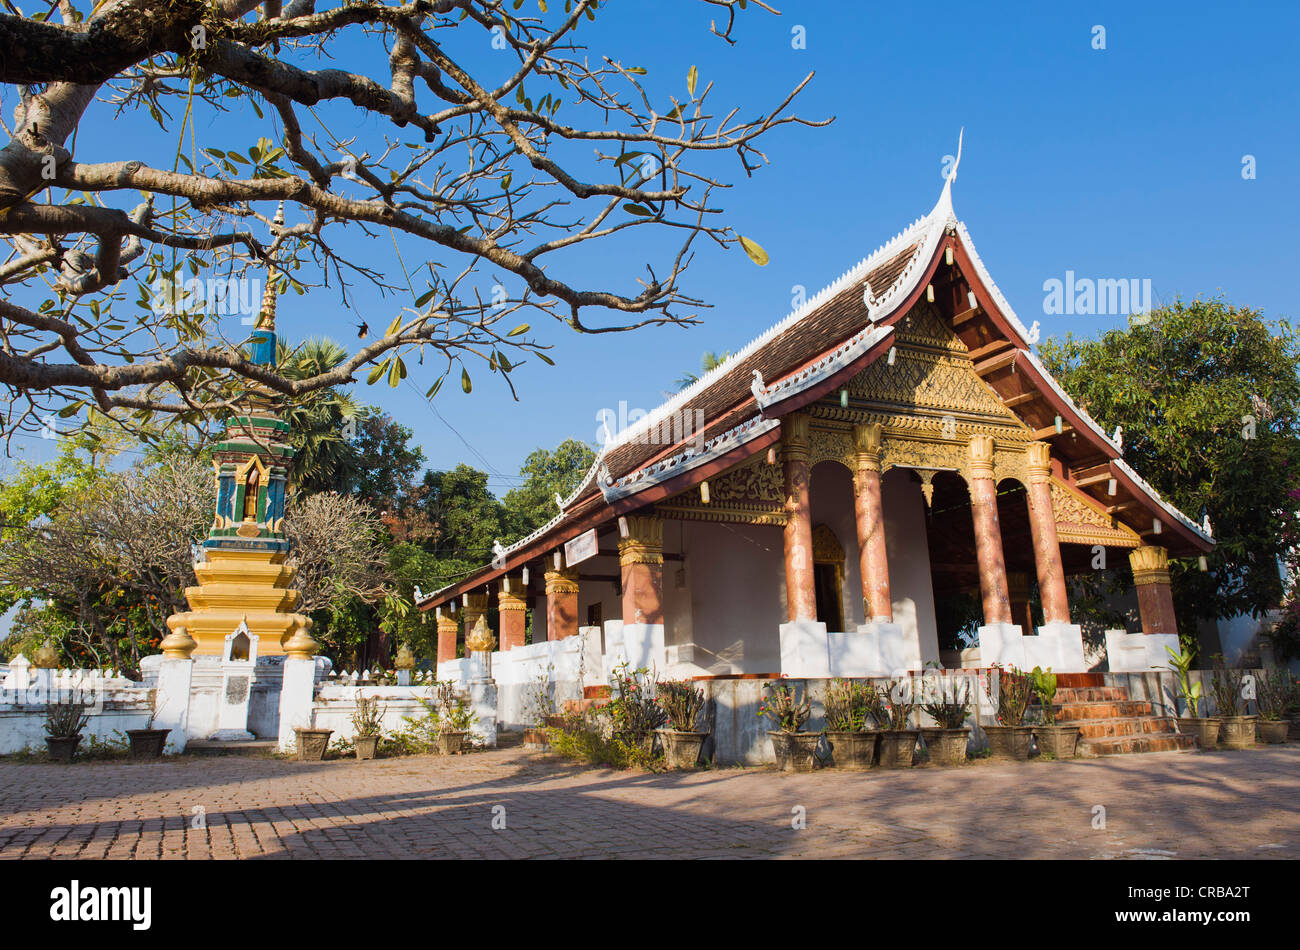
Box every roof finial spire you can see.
[948,127,963,185]
[932,127,964,222]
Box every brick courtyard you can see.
[1,744,1296,859]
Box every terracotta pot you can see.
[354,735,380,760]
[878,730,919,769]
[1183,716,1220,749]
[768,731,820,772]
[126,728,169,760]
[1033,723,1080,759]
[1257,720,1288,744]
[984,725,1034,761]
[659,730,708,769]
[826,730,879,770]
[523,727,550,750]
[921,727,970,766]
[436,730,468,755]
[294,727,333,761]
[45,736,80,764]
[1218,716,1256,750]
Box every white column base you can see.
[277,656,318,752]
[620,622,665,673]
[153,657,193,753]
[1034,622,1087,672]
[1105,629,1178,672]
[779,620,830,678]
[830,622,912,677]
[977,623,1027,669]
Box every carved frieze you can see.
[1052,482,1141,548]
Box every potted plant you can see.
[1253,667,1290,744]
[759,681,818,771]
[1209,655,1255,750]
[823,678,880,769]
[877,680,919,769]
[984,666,1034,760]
[656,679,709,769]
[1028,666,1080,759]
[920,678,972,766]
[429,680,476,754]
[352,693,385,760]
[295,726,334,761]
[44,702,89,763]
[1165,643,1217,749]
[607,662,667,756]
[125,712,170,760]
[523,667,555,749]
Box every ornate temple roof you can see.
[419,170,1212,609]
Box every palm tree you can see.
[676,350,733,391]
[277,337,365,493]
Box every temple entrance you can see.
[812,523,845,631]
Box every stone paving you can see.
[0,744,1296,859]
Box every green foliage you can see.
[545,711,662,771]
[501,439,596,541]
[1028,666,1058,724]
[44,702,90,739]
[607,662,667,740]
[823,678,875,732]
[880,681,916,730]
[921,678,972,729]
[351,694,386,738]
[1254,668,1296,722]
[1038,298,1300,627]
[1165,643,1204,717]
[1267,596,1300,662]
[675,350,733,391]
[758,681,811,734]
[1208,655,1245,717]
[656,679,705,732]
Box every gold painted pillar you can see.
[498,575,528,652]
[782,413,817,622]
[968,435,1013,625]
[853,422,893,622]
[1130,545,1179,635]
[462,593,489,639]
[1025,441,1071,624]
[619,515,664,626]
[545,562,580,641]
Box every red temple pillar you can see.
[436,608,459,668]
[782,413,817,622]
[619,515,664,626]
[1130,545,1179,635]
[499,574,527,651]
[1026,441,1071,624]
[545,562,579,641]
[853,422,893,622]
[968,435,1013,625]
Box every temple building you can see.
[418,173,1213,679]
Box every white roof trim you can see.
[1020,350,1122,454]
[1113,457,1213,543]
[755,323,895,410]
[602,416,780,503]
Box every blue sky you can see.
[6,0,1299,495]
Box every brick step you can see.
[1054,686,1130,704]
[561,697,610,716]
[1076,716,1180,739]
[1054,700,1154,721]
[1080,734,1198,756]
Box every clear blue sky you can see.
[7,1,1299,495]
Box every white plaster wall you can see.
[810,460,864,630]
[682,520,785,674]
[0,702,154,755]
[882,468,941,667]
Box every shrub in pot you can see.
[876,681,919,769]
[608,662,667,758]
[1028,666,1080,759]
[759,681,819,772]
[1165,644,1218,749]
[1253,667,1290,744]
[44,702,90,763]
[984,666,1033,760]
[352,693,385,760]
[656,678,709,769]
[427,679,476,755]
[523,669,556,749]
[920,677,972,767]
[1210,655,1255,750]
[295,727,334,761]
[823,678,880,769]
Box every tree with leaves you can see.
[1038,297,1300,644]
[502,437,594,540]
[0,0,817,442]
[676,349,733,391]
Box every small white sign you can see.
[564,528,599,567]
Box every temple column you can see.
[619,515,664,626]
[1130,545,1179,635]
[852,422,892,622]
[1007,572,1034,635]
[782,413,817,622]
[436,608,459,667]
[545,563,580,641]
[968,435,1013,625]
[499,575,527,651]
[1025,441,1071,624]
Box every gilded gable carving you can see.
[1052,482,1141,548]
[655,450,786,525]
